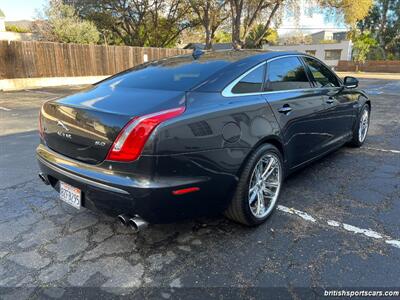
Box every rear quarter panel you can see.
[146,92,281,175]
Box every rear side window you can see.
[231,64,265,94]
[303,57,340,87]
[101,60,229,91]
[265,57,311,91]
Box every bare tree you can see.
[252,0,282,46]
[228,0,283,49]
[147,0,194,47]
[189,0,229,49]
[66,0,193,47]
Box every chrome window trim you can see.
[221,54,341,98]
[221,62,266,97]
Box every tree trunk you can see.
[205,28,212,50]
[230,0,242,49]
[231,14,242,49]
[253,1,281,46]
[379,0,389,59]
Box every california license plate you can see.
[60,181,81,209]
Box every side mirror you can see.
[343,76,358,89]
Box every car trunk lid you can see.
[41,85,186,164]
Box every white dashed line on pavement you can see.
[0,107,11,111]
[277,205,400,249]
[364,147,400,154]
[277,205,316,223]
[342,223,383,239]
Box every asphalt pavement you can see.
[0,80,399,299]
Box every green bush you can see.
[5,25,30,33]
[43,1,100,44]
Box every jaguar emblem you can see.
[56,120,72,139]
[57,120,70,131]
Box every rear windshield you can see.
[99,57,229,91]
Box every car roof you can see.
[97,50,303,92]
[184,50,301,92]
[175,49,299,64]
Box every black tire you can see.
[224,143,283,226]
[349,103,370,147]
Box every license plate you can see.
[60,181,81,209]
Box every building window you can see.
[325,49,342,60]
[305,50,316,56]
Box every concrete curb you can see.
[337,72,400,80]
[0,76,111,91]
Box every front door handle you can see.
[278,105,292,114]
[326,97,335,104]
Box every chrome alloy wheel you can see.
[248,153,282,218]
[359,109,369,143]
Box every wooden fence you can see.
[0,41,191,79]
[336,60,400,73]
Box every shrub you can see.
[34,1,100,44]
[5,25,30,33]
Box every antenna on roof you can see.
[192,48,204,60]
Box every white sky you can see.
[277,0,347,36]
[0,0,44,21]
[1,0,347,35]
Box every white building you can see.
[0,9,5,32]
[263,40,353,69]
[0,13,37,42]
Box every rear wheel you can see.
[224,144,283,226]
[349,104,370,147]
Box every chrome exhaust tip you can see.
[38,173,50,185]
[117,214,131,226]
[128,216,148,232]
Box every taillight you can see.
[38,108,44,139]
[106,107,185,162]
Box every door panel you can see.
[265,90,329,168]
[263,56,330,168]
[302,56,356,145]
[320,87,357,145]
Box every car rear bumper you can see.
[36,144,235,223]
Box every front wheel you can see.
[224,144,283,226]
[349,104,370,147]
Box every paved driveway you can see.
[0,80,399,299]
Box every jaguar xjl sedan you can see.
[37,50,370,230]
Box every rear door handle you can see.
[278,105,292,114]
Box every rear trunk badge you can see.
[57,120,70,131]
[57,120,72,139]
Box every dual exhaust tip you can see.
[38,173,50,185]
[118,214,148,233]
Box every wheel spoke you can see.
[262,167,275,181]
[262,186,274,197]
[265,181,279,188]
[249,188,258,205]
[255,163,262,181]
[261,158,274,178]
[256,190,264,214]
[249,184,257,194]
